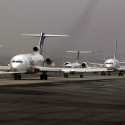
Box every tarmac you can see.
[0,73,125,125]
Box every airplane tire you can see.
[14,74,17,80]
[18,76,21,80]
[108,74,110,76]
[80,75,83,78]
[40,74,43,80]
[44,74,47,80]
[17,74,21,80]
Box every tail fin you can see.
[114,40,117,59]
[65,51,93,63]
[21,33,68,55]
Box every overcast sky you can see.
[0,0,125,65]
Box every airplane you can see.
[0,32,112,80]
[0,45,2,48]
[88,40,125,76]
[0,33,68,80]
[63,51,93,78]
[64,51,92,68]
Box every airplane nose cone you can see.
[11,64,19,71]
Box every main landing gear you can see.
[64,73,68,78]
[40,72,48,80]
[80,73,83,78]
[101,72,106,76]
[14,74,21,80]
[118,72,123,76]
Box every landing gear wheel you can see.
[14,74,17,80]
[18,74,21,80]
[108,73,110,76]
[40,72,48,80]
[80,74,83,78]
[101,72,106,76]
[64,74,68,78]
[14,74,21,80]
[119,72,123,76]
[40,74,43,80]
[44,74,48,80]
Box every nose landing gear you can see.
[14,74,21,80]
[107,71,110,76]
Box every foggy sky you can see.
[0,0,125,65]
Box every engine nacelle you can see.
[33,46,40,52]
[64,62,70,66]
[81,62,87,68]
[45,58,53,65]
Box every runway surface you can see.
[0,73,125,125]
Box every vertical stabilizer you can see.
[114,40,117,59]
[65,51,92,63]
[21,33,69,55]
[76,51,80,63]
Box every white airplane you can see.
[88,40,125,76]
[0,33,68,80]
[63,51,92,78]
[64,51,92,68]
[0,32,112,80]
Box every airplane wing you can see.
[0,66,11,71]
[117,67,125,71]
[36,67,112,73]
[87,62,104,66]
[120,62,125,64]
[0,71,27,74]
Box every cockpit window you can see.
[105,62,113,65]
[11,60,23,63]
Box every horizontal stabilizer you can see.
[65,51,93,53]
[21,33,69,37]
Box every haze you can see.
[0,0,125,65]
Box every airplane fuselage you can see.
[65,62,81,68]
[104,58,120,70]
[10,53,44,73]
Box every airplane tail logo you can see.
[39,33,45,55]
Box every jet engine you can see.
[45,58,53,65]
[64,62,70,66]
[33,46,40,52]
[81,62,87,68]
